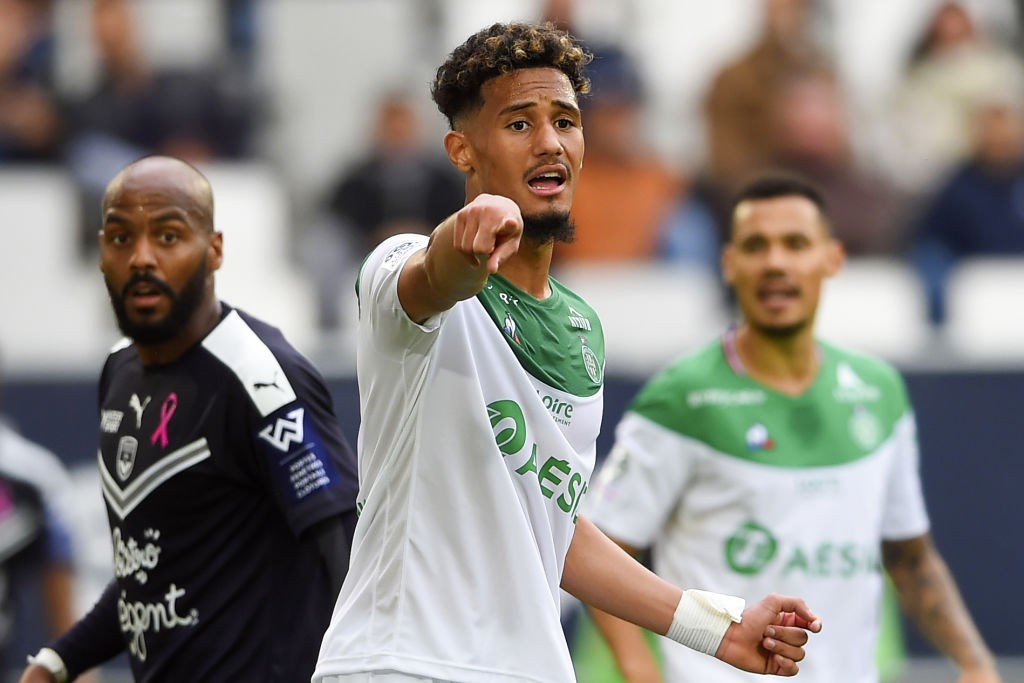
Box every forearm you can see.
[41,564,77,636]
[47,579,125,679]
[884,536,997,673]
[561,516,681,635]
[400,217,490,323]
[423,217,492,303]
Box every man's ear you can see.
[444,130,473,173]
[721,244,735,286]
[208,231,224,272]
[824,238,845,279]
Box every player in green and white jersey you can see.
[586,175,1001,683]
[315,23,823,683]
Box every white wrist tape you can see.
[27,647,68,683]
[665,589,745,656]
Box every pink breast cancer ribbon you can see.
[150,392,178,448]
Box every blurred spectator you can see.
[66,0,261,249]
[0,355,77,677]
[557,45,717,268]
[702,0,829,195]
[911,95,1024,324]
[888,1,1024,193]
[771,68,909,255]
[323,91,463,253]
[539,0,577,35]
[0,0,62,162]
[304,91,463,331]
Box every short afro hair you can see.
[431,22,592,129]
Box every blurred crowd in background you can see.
[2,0,1024,363]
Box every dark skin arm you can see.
[883,534,1001,683]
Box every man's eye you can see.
[509,121,528,131]
[555,118,575,129]
[159,232,180,244]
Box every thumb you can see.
[768,595,822,632]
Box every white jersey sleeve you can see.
[358,234,445,340]
[880,411,931,540]
[585,411,696,548]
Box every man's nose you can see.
[129,236,157,271]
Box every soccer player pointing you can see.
[314,23,820,683]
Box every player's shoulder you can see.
[100,338,141,390]
[201,306,324,417]
[818,339,911,411]
[819,339,906,390]
[631,338,728,415]
[642,338,727,394]
[355,233,429,298]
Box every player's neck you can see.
[733,324,820,396]
[135,299,223,367]
[496,240,554,300]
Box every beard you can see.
[106,257,208,346]
[522,211,575,245]
[749,317,811,339]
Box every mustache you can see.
[121,273,176,300]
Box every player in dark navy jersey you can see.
[20,155,359,683]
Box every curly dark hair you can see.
[431,22,592,129]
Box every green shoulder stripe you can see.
[630,338,912,468]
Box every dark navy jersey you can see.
[96,306,357,682]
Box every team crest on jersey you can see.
[502,312,521,345]
[116,436,139,481]
[259,407,305,452]
[580,336,602,384]
[848,405,883,450]
[745,423,775,451]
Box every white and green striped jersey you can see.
[316,234,605,683]
[587,332,929,683]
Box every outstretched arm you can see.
[883,535,1001,683]
[20,579,124,683]
[398,194,523,324]
[563,517,821,676]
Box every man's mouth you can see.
[757,283,799,306]
[527,166,567,195]
[125,281,168,308]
